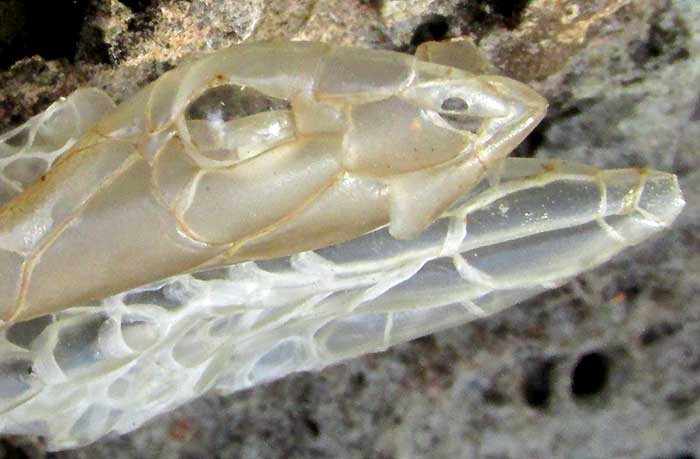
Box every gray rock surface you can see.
[0,0,698,458]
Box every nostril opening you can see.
[441,97,469,112]
[571,351,610,398]
[438,97,480,133]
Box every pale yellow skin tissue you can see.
[0,41,684,449]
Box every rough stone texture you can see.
[0,0,699,458]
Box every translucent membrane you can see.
[0,42,682,449]
[0,157,683,449]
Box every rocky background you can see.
[0,0,699,458]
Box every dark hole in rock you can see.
[303,416,320,437]
[630,15,690,68]
[351,371,367,392]
[571,351,609,398]
[410,15,450,47]
[595,283,642,306]
[482,386,507,405]
[522,358,555,409]
[0,439,31,459]
[484,0,529,29]
[665,386,699,412]
[120,0,154,13]
[461,0,529,32]
[671,454,696,459]
[0,0,91,69]
[652,453,697,459]
[76,22,111,65]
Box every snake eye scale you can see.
[0,41,684,449]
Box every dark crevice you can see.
[76,13,111,65]
[619,284,642,303]
[458,0,530,35]
[482,0,530,30]
[522,358,555,409]
[303,416,320,437]
[629,8,690,69]
[350,371,367,395]
[665,385,700,412]
[482,376,509,406]
[0,440,31,459]
[360,0,382,9]
[512,118,548,158]
[410,15,451,48]
[482,387,508,405]
[690,95,700,122]
[0,0,92,69]
[651,453,697,459]
[571,352,610,398]
[120,0,156,13]
[550,97,595,120]
[0,57,80,132]
[511,97,602,158]
[640,322,681,346]
[109,2,159,64]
